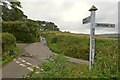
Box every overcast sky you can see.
[20,0,119,34]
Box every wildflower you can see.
[41,68,44,71]
[50,58,54,62]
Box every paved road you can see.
[2,40,52,78]
[2,38,88,78]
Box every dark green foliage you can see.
[2,32,19,65]
[118,38,120,77]
[26,49,118,78]
[10,1,22,8]
[2,21,40,43]
[2,0,27,21]
[2,50,19,65]
[37,21,59,31]
[92,53,118,78]
[2,32,16,53]
[25,54,88,78]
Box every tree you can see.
[1,0,27,21]
[2,20,40,43]
[37,21,59,31]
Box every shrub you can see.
[2,33,20,65]
[2,21,40,43]
[25,53,118,78]
[2,32,16,53]
[89,54,117,78]
[25,54,88,78]
[2,51,19,65]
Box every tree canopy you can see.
[1,0,27,21]
[1,0,60,43]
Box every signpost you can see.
[82,5,115,71]
[96,23,115,28]
[83,16,91,24]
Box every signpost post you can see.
[89,5,98,71]
[82,5,115,71]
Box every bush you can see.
[25,54,88,78]
[2,32,20,65]
[2,21,40,43]
[26,54,118,78]
[2,32,16,53]
[2,51,19,65]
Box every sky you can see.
[20,0,119,34]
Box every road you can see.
[2,40,52,78]
[2,38,88,78]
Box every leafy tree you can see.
[1,0,27,21]
[2,20,40,43]
[37,21,59,31]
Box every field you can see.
[42,31,118,60]
[26,31,119,78]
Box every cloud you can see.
[61,2,89,22]
[20,0,118,34]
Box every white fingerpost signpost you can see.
[89,5,97,71]
[82,5,115,71]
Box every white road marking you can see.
[27,67,33,71]
[16,61,20,64]
[13,58,37,72]
[13,59,16,61]
[18,58,21,59]
[21,60,26,63]
[26,62,32,65]
[14,58,39,72]
[20,63,26,67]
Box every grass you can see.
[25,31,118,78]
[2,45,20,65]
[25,54,89,78]
[42,31,117,60]
[26,53,118,78]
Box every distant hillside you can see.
[96,34,119,38]
[77,33,119,38]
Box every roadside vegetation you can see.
[42,31,117,60]
[1,0,59,65]
[25,54,89,78]
[2,33,19,65]
[1,0,119,78]
[25,31,118,78]
[26,53,118,78]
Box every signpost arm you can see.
[89,5,98,71]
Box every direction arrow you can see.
[83,16,91,24]
[96,23,115,28]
